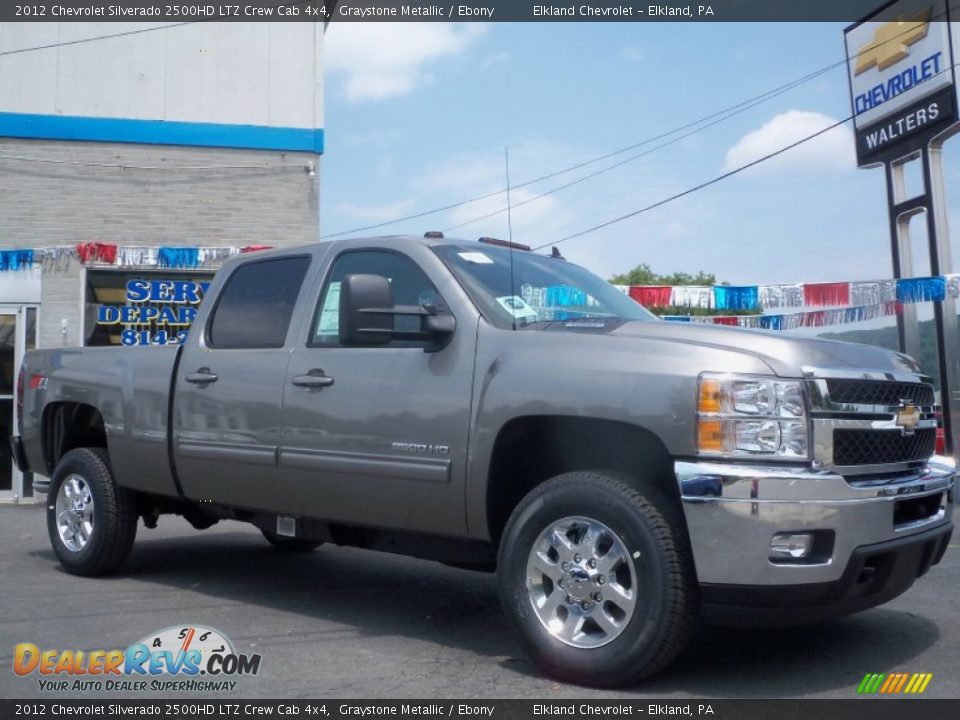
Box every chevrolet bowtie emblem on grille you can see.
[855,8,932,75]
[895,403,921,434]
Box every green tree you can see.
[609,263,716,287]
[609,264,755,317]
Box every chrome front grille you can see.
[825,379,935,407]
[807,370,938,475]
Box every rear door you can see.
[173,253,313,508]
[278,245,479,536]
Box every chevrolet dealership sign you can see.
[845,0,960,165]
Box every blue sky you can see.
[321,22,960,290]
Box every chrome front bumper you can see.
[675,459,955,587]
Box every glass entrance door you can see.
[1,306,38,502]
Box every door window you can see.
[208,256,310,349]
[311,251,443,346]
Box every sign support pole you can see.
[884,142,959,461]
[847,0,960,462]
[923,140,960,461]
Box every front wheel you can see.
[46,448,138,576]
[497,471,699,687]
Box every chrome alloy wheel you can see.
[56,474,95,552]
[526,515,638,648]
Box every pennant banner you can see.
[759,284,804,310]
[0,243,274,272]
[0,249,34,271]
[662,301,900,331]
[629,275,960,311]
[896,277,946,304]
[714,285,759,311]
[157,247,200,269]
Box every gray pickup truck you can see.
[10,234,955,686]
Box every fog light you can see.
[769,533,814,560]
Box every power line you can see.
[0,23,195,58]
[533,53,960,249]
[441,67,838,232]
[321,59,846,238]
[323,7,960,238]
[532,115,853,249]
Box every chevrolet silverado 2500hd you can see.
[10,234,955,686]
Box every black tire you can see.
[260,530,322,553]
[497,471,699,687]
[46,448,138,576]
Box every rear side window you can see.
[208,256,310,349]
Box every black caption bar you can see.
[1,700,960,720]
[0,0,901,23]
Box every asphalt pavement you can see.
[0,505,957,699]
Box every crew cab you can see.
[10,234,955,686]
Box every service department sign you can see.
[845,0,960,165]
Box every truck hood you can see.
[610,320,922,378]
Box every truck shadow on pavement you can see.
[33,524,941,697]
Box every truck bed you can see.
[20,345,182,498]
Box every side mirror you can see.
[339,274,394,346]
[338,273,457,351]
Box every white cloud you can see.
[326,23,486,102]
[334,199,417,222]
[723,110,855,174]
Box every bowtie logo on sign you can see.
[855,9,932,75]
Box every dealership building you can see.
[0,22,326,502]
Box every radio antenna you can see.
[505,146,516,331]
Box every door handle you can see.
[185,368,218,385]
[292,370,334,389]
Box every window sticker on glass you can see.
[496,295,538,322]
[458,251,494,264]
[317,281,341,335]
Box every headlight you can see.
[697,373,809,459]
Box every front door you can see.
[1,306,38,502]
[279,247,478,536]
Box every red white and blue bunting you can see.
[614,276,960,330]
[2,246,959,332]
[0,243,274,273]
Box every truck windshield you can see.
[433,243,657,329]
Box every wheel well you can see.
[486,416,681,545]
[42,402,108,473]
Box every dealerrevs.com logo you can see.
[13,625,261,693]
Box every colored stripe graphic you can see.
[858,672,933,694]
[893,673,909,693]
[857,673,884,693]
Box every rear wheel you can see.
[497,471,699,687]
[47,448,138,576]
[260,530,322,553]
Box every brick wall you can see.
[0,137,322,348]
